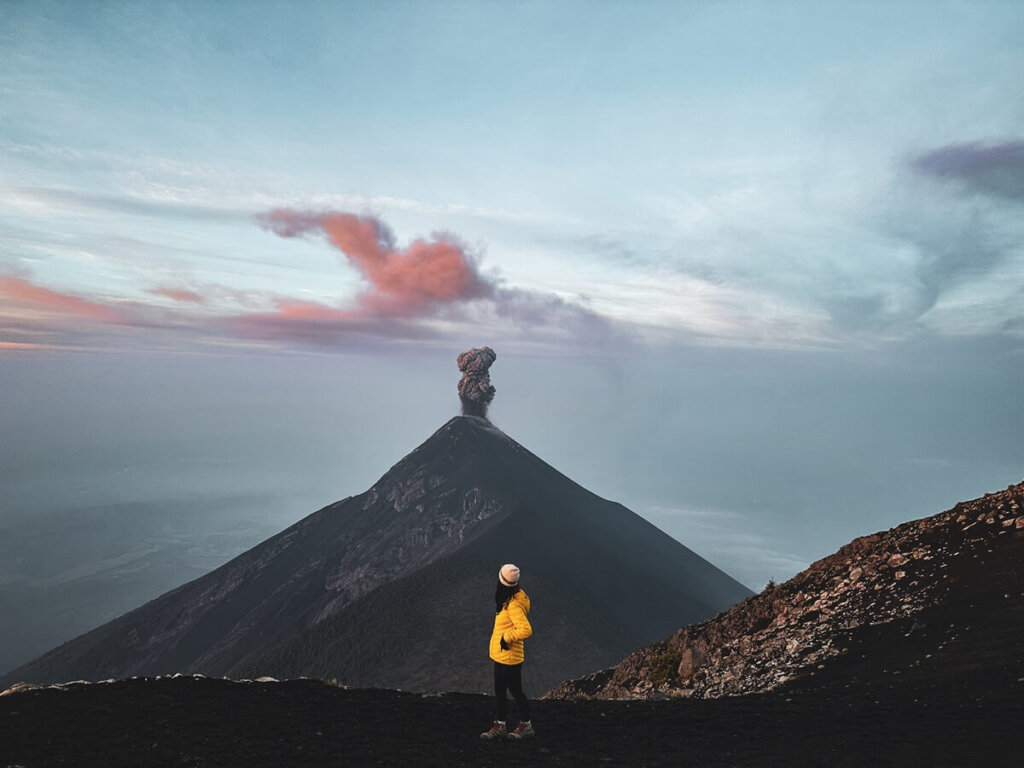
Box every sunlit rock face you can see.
[548,482,1024,701]
[1,416,751,694]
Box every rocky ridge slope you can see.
[547,481,1024,700]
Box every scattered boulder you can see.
[677,646,708,679]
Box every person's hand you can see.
[500,636,509,650]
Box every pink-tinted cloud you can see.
[0,270,430,351]
[0,276,125,323]
[149,286,206,304]
[1,210,617,353]
[220,297,430,346]
[257,209,494,316]
[0,341,51,351]
[248,209,617,347]
[0,275,144,352]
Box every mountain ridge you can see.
[2,415,751,693]
[547,480,1024,700]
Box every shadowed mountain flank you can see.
[1,416,751,694]
[547,481,1024,700]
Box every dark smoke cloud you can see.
[867,140,1024,327]
[910,140,1024,201]
[457,346,497,418]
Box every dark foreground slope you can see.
[4,483,1021,768]
[2,416,750,694]
[2,649,1021,768]
[549,481,1024,700]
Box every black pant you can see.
[493,661,530,722]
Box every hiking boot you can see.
[480,721,507,740]
[507,721,535,739]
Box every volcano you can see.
[1,416,751,694]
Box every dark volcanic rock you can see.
[547,481,1024,700]
[2,666,1022,768]
[0,416,751,694]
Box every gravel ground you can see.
[2,666,1020,768]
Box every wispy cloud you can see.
[0,274,150,352]
[0,183,246,222]
[0,206,619,354]
[247,208,615,347]
[1,172,553,227]
[871,138,1024,333]
[0,275,127,324]
[6,127,1024,352]
[910,140,1024,201]
[148,286,206,304]
[219,301,433,346]
[0,341,52,351]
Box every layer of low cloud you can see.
[0,210,615,353]
[0,275,126,324]
[5,131,1024,354]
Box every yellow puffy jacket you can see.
[489,589,532,665]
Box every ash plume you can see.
[457,346,497,418]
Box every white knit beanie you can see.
[498,563,520,587]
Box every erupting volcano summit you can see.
[456,346,497,418]
[1,351,751,694]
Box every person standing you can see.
[480,563,534,740]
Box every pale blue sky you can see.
[4,0,1023,349]
[1,2,1023,663]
